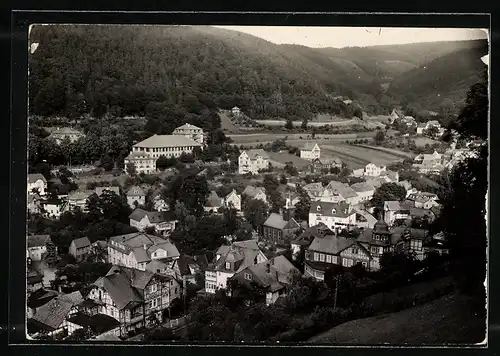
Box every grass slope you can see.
[308,293,486,345]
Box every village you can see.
[25,106,477,342]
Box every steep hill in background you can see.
[29,25,488,123]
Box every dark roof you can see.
[409,207,433,218]
[308,233,355,255]
[176,254,209,276]
[27,289,61,309]
[27,270,44,285]
[31,296,74,330]
[129,208,167,223]
[373,220,390,234]
[292,224,333,246]
[27,234,51,248]
[392,227,428,241]
[71,236,91,249]
[93,270,143,310]
[67,312,120,334]
[263,213,300,230]
[309,201,353,218]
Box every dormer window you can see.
[331,208,336,214]
[244,273,252,280]
[317,206,321,212]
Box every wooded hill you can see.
[28,25,488,122]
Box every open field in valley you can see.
[318,144,408,169]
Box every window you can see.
[319,253,325,262]
[371,246,378,254]
[331,209,336,214]
[326,255,332,263]
[225,262,231,270]
[314,253,319,261]
[317,206,321,212]
[150,283,158,293]
[332,256,338,264]
[244,273,252,280]
[351,247,359,255]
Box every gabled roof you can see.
[176,254,209,276]
[263,213,300,230]
[237,255,299,290]
[68,190,93,201]
[309,201,353,218]
[31,294,79,331]
[409,207,433,218]
[325,181,358,199]
[109,232,180,262]
[351,182,375,193]
[242,186,266,198]
[133,134,201,148]
[127,186,145,196]
[308,233,355,255]
[174,123,202,131]
[211,240,266,273]
[129,208,167,223]
[27,234,51,248]
[243,149,269,160]
[94,270,143,310]
[71,236,91,249]
[302,142,319,151]
[28,173,47,184]
[292,223,333,246]
[206,191,223,208]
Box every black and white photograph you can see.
[25,23,489,345]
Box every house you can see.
[380,170,399,182]
[425,120,441,130]
[91,240,109,262]
[124,151,157,175]
[383,200,412,226]
[356,220,399,270]
[309,157,343,173]
[27,292,84,338]
[27,288,61,319]
[302,182,325,201]
[47,127,85,144]
[300,143,321,161]
[126,186,146,208]
[321,181,360,206]
[423,232,449,256]
[304,232,371,281]
[27,234,51,261]
[350,182,375,203]
[262,212,301,246]
[170,254,209,286]
[413,151,443,174]
[407,192,439,209]
[353,163,387,178]
[284,191,301,210]
[69,237,91,260]
[27,193,42,214]
[95,186,120,197]
[416,123,426,135]
[308,201,357,233]
[172,123,204,145]
[223,189,242,211]
[204,191,224,213]
[65,312,121,340]
[291,223,333,258]
[231,106,241,116]
[153,194,169,212]
[409,207,435,226]
[107,232,180,271]
[85,265,181,336]
[129,208,177,235]
[40,199,66,219]
[242,186,267,203]
[125,134,202,174]
[355,210,377,229]
[27,270,44,293]
[229,255,299,305]
[67,190,93,211]
[205,239,268,294]
[391,108,405,122]
[393,227,428,261]
[401,116,417,127]
[238,149,270,175]
[27,173,47,196]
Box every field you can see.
[308,293,486,345]
[318,144,408,169]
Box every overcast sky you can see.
[213,26,488,48]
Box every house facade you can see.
[172,123,205,145]
[262,212,301,246]
[383,201,411,226]
[28,173,47,196]
[238,149,269,175]
[40,199,66,219]
[27,234,51,261]
[69,237,91,260]
[308,201,357,233]
[107,232,180,271]
[205,240,268,294]
[300,143,321,161]
[350,182,375,203]
[124,152,157,175]
[224,189,242,211]
[129,208,177,235]
[126,186,146,208]
[309,157,342,173]
[67,190,93,212]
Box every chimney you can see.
[143,243,147,250]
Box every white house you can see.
[223,189,242,211]
[126,186,146,208]
[416,123,426,135]
[205,240,267,294]
[27,234,52,261]
[69,237,92,260]
[364,163,387,177]
[238,149,269,175]
[67,190,93,212]
[27,174,47,196]
[300,143,321,161]
[350,182,376,203]
[129,208,177,235]
[124,151,157,175]
[383,201,411,226]
[107,232,180,271]
[40,199,66,219]
[172,123,204,145]
[308,201,357,233]
[47,127,85,145]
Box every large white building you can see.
[172,123,205,145]
[352,163,387,178]
[238,149,269,175]
[124,135,202,175]
[308,201,357,233]
[300,143,321,161]
[107,232,180,271]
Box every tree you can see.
[163,173,209,217]
[294,188,311,221]
[371,183,407,209]
[301,118,308,130]
[425,126,439,138]
[243,198,269,232]
[99,154,115,171]
[126,162,137,176]
[285,119,294,130]
[284,163,298,176]
[373,130,385,145]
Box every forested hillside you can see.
[28,25,488,123]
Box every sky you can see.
[213,26,488,48]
